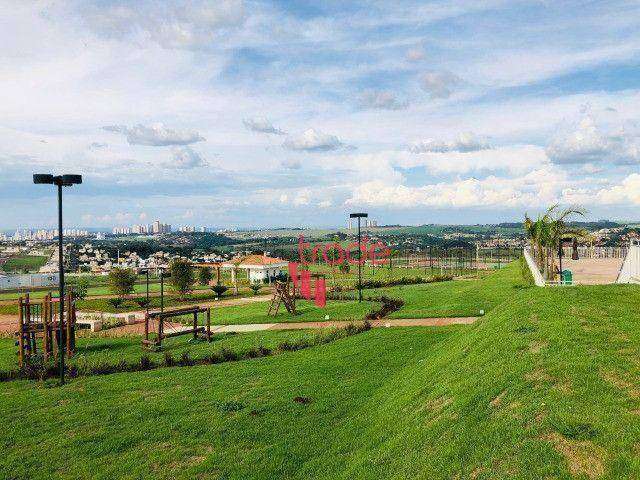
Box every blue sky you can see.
[2,0,640,230]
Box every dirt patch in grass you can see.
[421,395,453,413]
[601,370,640,398]
[542,432,606,479]
[490,390,506,407]
[525,367,553,384]
[528,341,548,354]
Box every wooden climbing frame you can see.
[142,305,211,350]
[16,293,76,367]
[268,280,297,316]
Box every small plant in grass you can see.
[211,283,229,299]
[179,351,195,366]
[139,355,153,371]
[221,347,239,361]
[109,297,124,309]
[163,352,175,367]
[249,282,261,295]
[135,297,150,309]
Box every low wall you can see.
[523,247,546,287]
[76,311,143,332]
[617,243,640,284]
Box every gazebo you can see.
[222,254,288,285]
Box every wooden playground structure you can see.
[143,305,212,350]
[268,266,327,316]
[16,293,76,367]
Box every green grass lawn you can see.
[367,262,523,318]
[2,264,640,478]
[209,299,376,325]
[1,255,48,273]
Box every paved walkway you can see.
[561,258,623,285]
[209,317,478,333]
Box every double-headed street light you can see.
[350,212,368,302]
[33,174,82,385]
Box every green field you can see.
[2,263,640,478]
[1,255,48,273]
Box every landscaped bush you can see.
[4,321,375,382]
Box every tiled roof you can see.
[228,254,287,266]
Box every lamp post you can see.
[33,174,82,385]
[349,213,368,302]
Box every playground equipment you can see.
[268,280,297,316]
[268,264,326,316]
[16,293,76,367]
[143,305,212,350]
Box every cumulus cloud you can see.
[103,124,205,146]
[166,147,208,169]
[409,132,490,153]
[595,173,640,204]
[421,71,462,99]
[546,115,640,165]
[243,117,286,135]
[79,0,246,50]
[358,90,408,110]
[346,167,566,209]
[283,128,353,152]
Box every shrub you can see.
[135,297,150,309]
[249,283,262,295]
[211,284,229,299]
[163,352,175,367]
[179,351,194,366]
[109,298,124,309]
[139,355,153,371]
[221,347,239,361]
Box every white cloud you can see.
[346,166,567,209]
[79,0,246,50]
[167,147,208,169]
[421,71,462,99]
[358,90,408,110]
[243,117,286,135]
[103,124,206,146]
[409,132,490,153]
[546,115,640,165]
[283,128,353,152]
[595,173,640,204]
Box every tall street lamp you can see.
[349,212,368,302]
[33,174,82,385]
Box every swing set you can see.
[143,305,212,350]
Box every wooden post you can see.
[42,294,49,362]
[158,317,163,347]
[193,311,198,340]
[206,308,211,342]
[18,296,24,367]
[144,312,149,342]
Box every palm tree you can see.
[524,205,587,281]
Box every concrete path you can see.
[209,317,478,333]
[561,258,623,285]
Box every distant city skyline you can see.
[2,2,640,228]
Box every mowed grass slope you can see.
[2,265,640,478]
[369,264,522,318]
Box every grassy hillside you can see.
[368,264,522,318]
[1,255,48,273]
[2,264,640,478]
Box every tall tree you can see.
[169,259,195,299]
[197,266,213,286]
[108,267,137,300]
